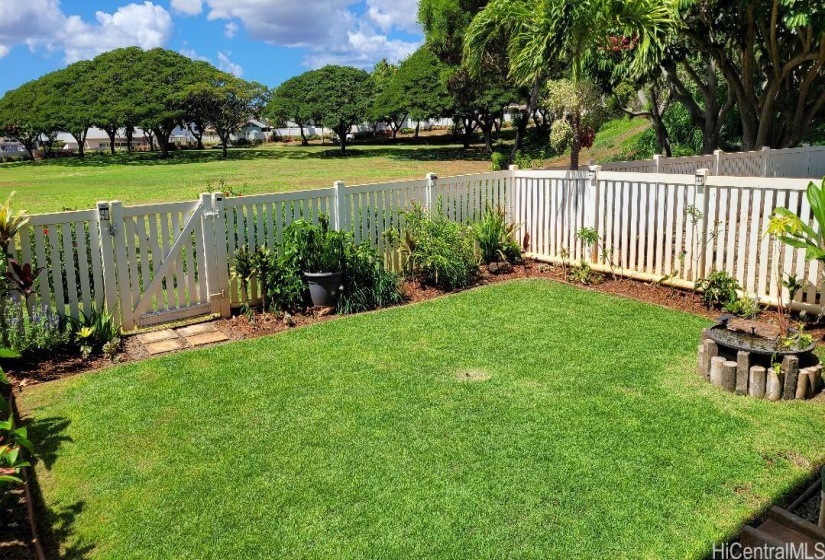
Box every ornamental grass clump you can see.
[386,201,479,291]
[472,205,521,265]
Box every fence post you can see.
[333,181,347,231]
[96,201,119,321]
[761,146,770,177]
[803,143,812,177]
[713,150,722,175]
[211,192,231,318]
[507,165,519,221]
[200,193,221,317]
[585,164,601,262]
[653,154,661,173]
[695,169,711,280]
[426,173,438,210]
[108,201,134,331]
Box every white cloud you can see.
[0,45,9,59]
[218,51,243,77]
[200,0,422,70]
[224,21,239,39]
[0,1,174,63]
[365,0,420,34]
[171,0,203,16]
[180,48,210,62]
[61,3,174,63]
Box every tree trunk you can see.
[153,128,170,158]
[569,113,581,171]
[188,124,204,150]
[299,125,309,146]
[337,124,347,154]
[125,126,134,152]
[480,119,495,154]
[106,127,117,155]
[414,121,420,140]
[72,128,88,158]
[462,116,474,149]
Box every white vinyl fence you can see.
[7,167,823,332]
[602,145,825,179]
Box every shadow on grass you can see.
[0,142,493,170]
[25,415,94,559]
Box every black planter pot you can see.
[304,271,343,308]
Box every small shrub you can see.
[472,206,521,265]
[0,369,32,494]
[337,243,403,314]
[695,270,740,308]
[568,259,603,285]
[4,305,72,359]
[283,217,346,273]
[72,305,120,358]
[386,201,479,291]
[725,295,760,319]
[549,119,573,155]
[490,152,508,171]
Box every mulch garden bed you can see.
[5,259,825,389]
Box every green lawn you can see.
[0,143,491,215]
[18,280,825,559]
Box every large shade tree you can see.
[188,74,268,158]
[679,0,825,150]
[464,0,678,168]
[266,74,320,145]
[303,65,374,153]
[395,47,452,139]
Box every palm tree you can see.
[464,0,679,169]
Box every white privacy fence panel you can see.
[9,209,105,320]
[518,170,818,311]
[603,145,825,179]
[10,169,825,333]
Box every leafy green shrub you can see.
[337,243,403,314]
[1,368,32,492]
[283,217,346,273]
[490,152,508,171]
[725,295,760,319]
[472,206,521,265]
[72,305,120,359]
[695,270,740,308]
[549,119,573,155]
[4,305,72,359]
[386,201,479,291]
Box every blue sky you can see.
[0,0,424,95]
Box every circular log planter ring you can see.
[697,319,822,401]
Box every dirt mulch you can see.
[5,259,825,388]
[0,487,36,560]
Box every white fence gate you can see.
[10,171,513,332]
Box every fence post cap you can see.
[713,149,722,156]
[425,172,438,180]
[653,154,661,161]
[508,164,519,171]
[333,180,345,187]
[761,146,771,151]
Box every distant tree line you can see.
[0,47,268,159]
[2,0,823,166]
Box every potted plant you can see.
[284,217,346,308]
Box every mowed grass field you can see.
[0,143,491,215]
[18,281,825,559]
[0,120,651,215]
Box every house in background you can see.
[0,138,26,158]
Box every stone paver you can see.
[185,331,229,347]
[176,323,218,337]
[144,337,188,355]
[136,329,179,344]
